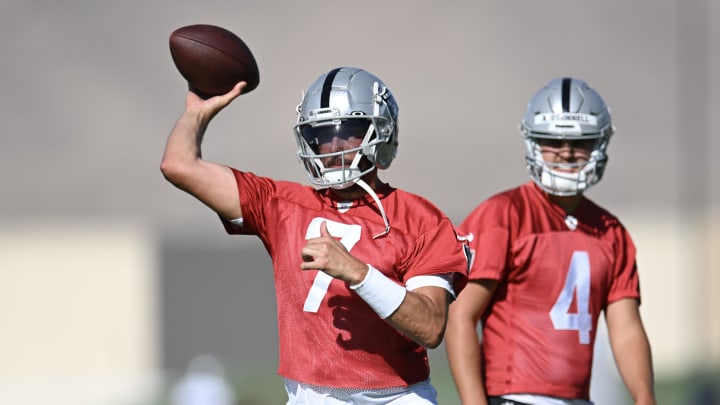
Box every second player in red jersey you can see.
[458,182,638,399]
[446,78,655,405]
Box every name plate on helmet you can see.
[534,113,598,125]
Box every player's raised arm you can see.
[160,84,245,221]
[162,25,261,221]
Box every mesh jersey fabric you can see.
[457,181,640,399]
[221,169,468,389]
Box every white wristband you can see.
[350,264,407,319]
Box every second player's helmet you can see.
[294,67,399,189]
[520,77,614,196]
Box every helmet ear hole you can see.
[373,132,398,170]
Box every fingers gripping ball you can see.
[169,24,260,98]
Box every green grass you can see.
[150,363,720,405]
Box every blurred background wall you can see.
[1,1,718,404]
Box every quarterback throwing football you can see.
[161,67,468,404]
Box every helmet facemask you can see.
[295,116,387,189]
[523,133,609,196]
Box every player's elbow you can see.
[421,326,446,349]
[160,156,193,188]
[425,337,443,350]
[394,315,446,349]
[413,321,447,349]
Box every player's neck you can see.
[548,193,583,214]
[331,173,381,201]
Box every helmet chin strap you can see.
[323,150,365,190]
[354,178,390,239]
[540,166,588,195]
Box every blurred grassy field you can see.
[152,362,720,404]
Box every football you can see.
[169,24,260,98]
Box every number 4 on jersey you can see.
[549,251,592,344]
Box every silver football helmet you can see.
[520,77,614,196]
[294,67,399,190]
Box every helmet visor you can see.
[535,137,601,152]
[299,119,371,154]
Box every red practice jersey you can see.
[458,182,640,400]
[222,169,468,389]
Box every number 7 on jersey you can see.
[302,218,362,313]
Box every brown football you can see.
[169,24,259,98]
